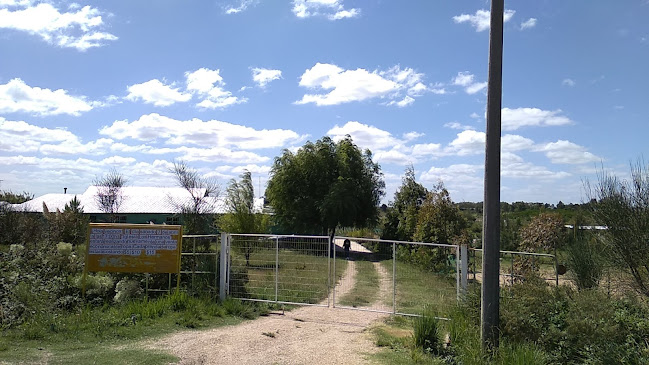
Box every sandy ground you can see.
[144,247,391,365]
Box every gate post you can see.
[219,232,229,302]
[460,244,468,297]
[457,244,468,299]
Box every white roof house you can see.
[12,186,264,214]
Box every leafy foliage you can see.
[382,165,428,242]
[565,236,604,290]
[413,182,466,244]
[0,190,34,204]
[500,280,649,364]
[586,159,649,297]
[43,195,89,246]
[218,171,270,265]
[266,136,384,237]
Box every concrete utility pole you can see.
[481,0,504,351]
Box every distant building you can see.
[11,186,265,225]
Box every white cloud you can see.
[185,68,246,109]
[502,152,571,180]
[412,143,442,157]
[447,130,485,156]
[562,78,576,87]
[40,137,114,156]
[185,68,223,94]
[0,118,123,156]
[388,96,415,108]
[327,121,441,165]
[0,118,75,152]
[452,72,487,94]
[453,9,515,32]
[296,63,431,106]
[538,140,600,165]
[292,0,360,20]
[0,3,117,51]
[147,146,269,164]
[126,79,192,107]
[402,131,424,141]
[252,68,282,88]
[374,149,412,165]
[502,134,534,151]
[444,122,475,131]
[100,113,304,150]
[225,0,257,14]
[327,121,402,150]
[0,78,96,116]
[446,130,536,156]
[502,107,574,131]
[520,18,537,30]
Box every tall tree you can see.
[266,136,384,240]
[94,168,127,222]
[170,161,219,234]
[413,182,466,244]
[219,171,263,234]
[219,171,269,265]
[382,165,428,241]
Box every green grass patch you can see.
[230,248,347,304]
[0,294,264,365]
[338,260,380,307]
[385,260,457,316]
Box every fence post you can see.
[456,245,461,299]
[332,236,336,308]
[460,244,468,297]
[275,236,279,303]
[392,242,396,314]
[219,232,228,302]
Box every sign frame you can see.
[84,223,183,274]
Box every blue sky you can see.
[1,0,647,204]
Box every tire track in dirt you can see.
[143,254,392,365]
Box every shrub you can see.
[114,279,143,303]
[565,237,603,290]
[413,306,442,355]
[500,280,649,364]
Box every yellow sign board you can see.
[85,223,182,274]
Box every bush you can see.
[413,306,442,355]
[500,280,649,364]
[565,237,603,290]
[114,279,143,303]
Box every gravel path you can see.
[145,254,390,365]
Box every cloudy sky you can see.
[1,0,647,204]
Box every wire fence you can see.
[468,248,558,290]
[228,234,331,306]
[144,234,220,297]
[333,237,459,317]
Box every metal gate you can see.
[220,233,468,317]
[223,234,331,307]
[331,237,462,317]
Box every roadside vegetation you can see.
[3,146,649,364]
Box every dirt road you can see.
[145,258,391,365]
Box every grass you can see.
[0,293,266,365]
[385,260,457,316]
[230,247,347,304]
[337,259,380,307]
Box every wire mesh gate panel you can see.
[468,248,558,289]
[228,234,330,306]
[333,237,459,317]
